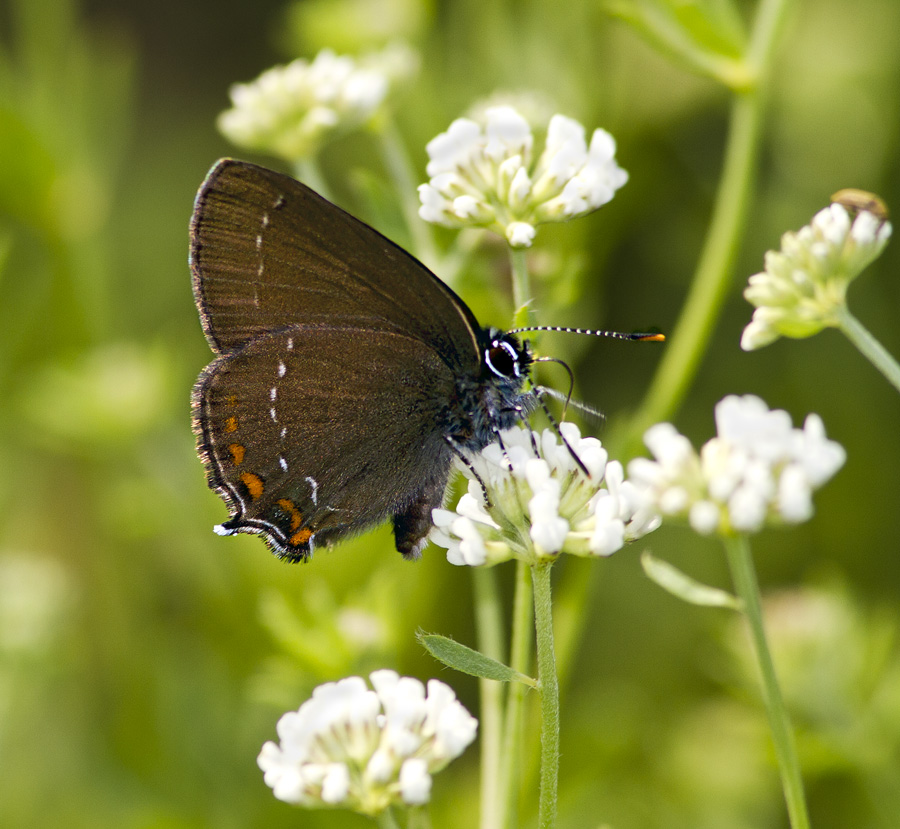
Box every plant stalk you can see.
[836,305,900,394]
[724,534,810,829]
[497,560,533,828]
[532,560,560,829]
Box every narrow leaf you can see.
[641,551,742,609]
[418,631,537,686]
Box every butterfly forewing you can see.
[190,159,482,373]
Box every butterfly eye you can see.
[486,339,520,378]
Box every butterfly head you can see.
[483,329,533,384]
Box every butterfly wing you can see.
[192,324,458,561]
[190,158,482,373]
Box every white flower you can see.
[430,424,657,567]
[257,670,476,815]
[398,758,431,804]
[627,395,846,536]
[741,201,892,350]
[218,44,418,161]
[418,105,627,247]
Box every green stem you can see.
[835,305,900,394]
[723,534,810,829]
[509,247,534,329]
[620,89,762,454]
[532,560,560,829]
[472,567,506,829]
[747,0,795,74]
[377,119,440,270]
[498,559,533,828]
[618,0,793,458]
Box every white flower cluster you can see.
[218,45,416,161]
[742,202,892,350]
[258,670,477,814]
[627,395,846,536]
[431,424,657,567]
[418,106,628,248]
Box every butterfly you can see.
[190,159,538,562]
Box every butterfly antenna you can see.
[509,324,665,343]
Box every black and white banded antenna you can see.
[509,324,666,344]
[514,323,665,421]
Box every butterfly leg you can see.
[444,436,492,508]
[528,380,591,478]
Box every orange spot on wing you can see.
[225,415,238,433]
[228,443,245,465]
[290,528,313,546]
[225,394,238,406]
[239,472,264,500]
[277,498,303,530]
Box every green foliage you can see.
[641,551,741,609]
[1,0,900,826]
[418,631,537,685]
[605,0,750,88]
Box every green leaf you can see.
[672,0,746,55]
[418,631,537,686]
[641,551,742,609]
[604,0,752,90]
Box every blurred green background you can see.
[2,0,899,826]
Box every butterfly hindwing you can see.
[192,324,459,560]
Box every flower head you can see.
[258,670,477,814]
[741,201,892,350]
[418,106,628,247]
[218,45,417,161]
[627,395,846,536]
[430,424,657,567]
